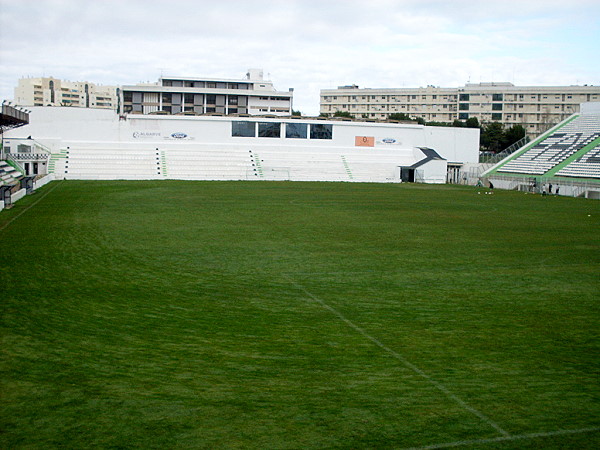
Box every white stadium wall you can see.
[5,107,480,183]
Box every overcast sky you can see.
[1,0,599,115]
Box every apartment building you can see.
[14,77,118,109]
[321,82,600,137]
[121,69,293,116]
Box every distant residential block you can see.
[321,82,600,138]
[14,77,118,109]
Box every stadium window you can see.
[492,113,502,121]
[310,124,333,140]
[206,94,217,104]
[459,103,469,111]
[258,122,281,138]
[492,93,503,101]
[459,93,470,101]
[285,123,307,139]
[459,113,469,119]
[492,103,503,111]
[232,121,256,137]
[162,93,172,104]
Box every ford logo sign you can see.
[171,132,187,139]
[382,138,396,144]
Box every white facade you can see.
[122,69,293,116]
[4,107,480,184]
[13,77,118,109]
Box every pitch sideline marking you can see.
[283,275,510,438]
[403,426,600,449]
[0,180,64,232]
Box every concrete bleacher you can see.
[253,149,350,181]
[252,147,417,182]
[344,153,412,182]
[0,160,23,186]
[165,146,253,180]
[497,114,600,176]
[47,142,428,183]
[57,147,163,180]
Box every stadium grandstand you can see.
[2,107,480,185]
[483,102,600,199]
[1,101,29,209]
[1,101,54,210]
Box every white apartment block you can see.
[14,77,118,109]
[321,82,600,138]
[121,69,293,116]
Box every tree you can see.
[291,109,302,116]
[480,122,505,152]
[452,119,465,127]
[502,124,526,148]
[465,117,480,128]
[333,111,353,118]
[388,113,412,121]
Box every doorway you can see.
[400,167,415,183]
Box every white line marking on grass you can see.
[403,426,600,449]
[283,275,510,438]
[0,180,64,232]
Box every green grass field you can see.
[1,180,599,449]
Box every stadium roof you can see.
[1,102,29,132]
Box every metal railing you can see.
[486,174,600,198]
[6,153,50,161]
[479,136,531,164]
[4,155,25,174]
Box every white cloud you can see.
[1,0,599,115]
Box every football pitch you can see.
[1,180,599,448]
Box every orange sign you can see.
[355,136,375,147]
